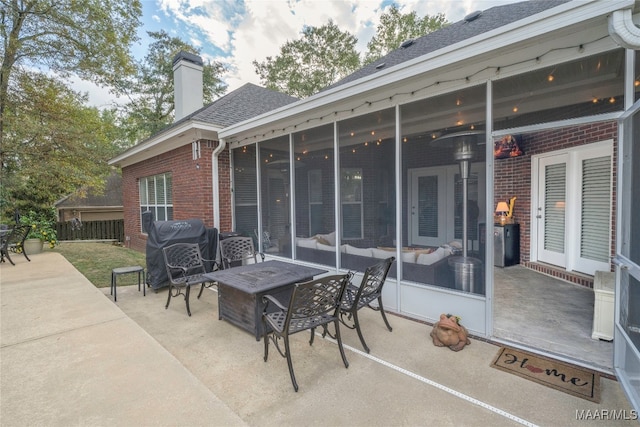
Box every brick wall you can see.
[122,140,232,252]
[493,121,618,266]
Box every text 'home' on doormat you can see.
[490,347,600,403]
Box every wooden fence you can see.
[56,219,124,242]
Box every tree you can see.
[1,71,120,217]
[115,30,228,142]
[253,21,360,98]
[0,0,142,155]
[364,6,448,65]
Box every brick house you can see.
[110,0,640,406]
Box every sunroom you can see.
[217,0,640,391]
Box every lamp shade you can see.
[495,201,510,213]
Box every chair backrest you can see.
[219,236,258,269]
[4,225,31,247]
[162,243,206,283]
[285,274,350,331]
[353,256,395,305]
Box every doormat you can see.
[491,347,600,403]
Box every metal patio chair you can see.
[334,256,395,353]
[262,274,350,392]
[0,225,32,266]
[219,236,264,269]
[162,243,219,316]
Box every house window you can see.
[139,173,173,228]
[232,145,258,239]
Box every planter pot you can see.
[23,238,44,255]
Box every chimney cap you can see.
[172,51,203,67]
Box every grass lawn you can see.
[53,242,146,288]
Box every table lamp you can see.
[495,201,510,225]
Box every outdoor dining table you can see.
[203,260,327,340]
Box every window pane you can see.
[165,174,172,204]
[260,135,291,257]
[138,173,172,231]
[544,163,566,253]
[338,107,396,271]
[293,124,336,266]
[400,85,486,294]
[233,146,258,238]
[580,156,611,262]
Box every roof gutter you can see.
[608,7,640,49]
[212,138,226,230]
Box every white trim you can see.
[109,120,222,167]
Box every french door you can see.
[533,142,613,276]
[409,164,484,247]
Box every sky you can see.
[79,0,521,108]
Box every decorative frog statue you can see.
[430,313,470,351]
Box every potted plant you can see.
[19,210,58,254]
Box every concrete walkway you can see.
[1,252,637,426]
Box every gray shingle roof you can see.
[56,172,123,208]
[177,83,299,128]
[324,0,570,91]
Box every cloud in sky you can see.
[85,0,519,107]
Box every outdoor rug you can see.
[491,347,600,403]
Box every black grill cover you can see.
[145,219,218,289]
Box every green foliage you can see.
[364,6,448,65]
[253,21,361,98]
[19,209,58,248]
[0,0,141,222]
[114,30,228,143]
[0,71,118,220]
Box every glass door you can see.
[614,99,640,411]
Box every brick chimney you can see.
[173,51,204,122]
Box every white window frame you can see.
[139,172,173,231]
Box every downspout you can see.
[212,138,227,230]
[608,8,640,49]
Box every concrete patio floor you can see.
[1,251,637,426]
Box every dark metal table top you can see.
[203,260,327,294]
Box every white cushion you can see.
[401,250,416,263]
[316,242,336,252]
[344,244,372,257]
[416,247,447,265]
[296,238,317,249]
[371,247,394,259]
[316,231,336,246]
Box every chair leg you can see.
[352,310,370,353]
[284,336,299,392]
[197,282,206,299]
[21,248,30,262]
[333,320,349,369]
[4,250,14,266]
[378,297,393,332]
[185,285,192,316]
[165,285,172,309]
[263,319,270,362]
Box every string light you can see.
[230,35,610,145]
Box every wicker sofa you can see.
[295,233,456,289]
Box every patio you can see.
[1,252,636,426]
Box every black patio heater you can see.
[432,130,484,293]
